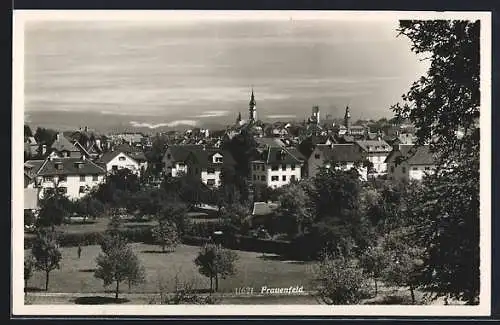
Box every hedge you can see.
[24,228,295,258]
[24,227,154,249]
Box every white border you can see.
[12,10,492,316]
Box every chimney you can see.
[81,155,86,161]
[42,144,47,155]
[84,126,88,132]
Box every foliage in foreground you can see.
[194,243,239,292]
[94,235,145,299]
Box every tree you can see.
[74,196,105,222]
[380,227,424,304]
[277,182,314,236]
[151,220,179,253]
[194,243,238,292]
[359,245,386,296]
[24,254,35,294]
[24,125,33,137]
[36,191,73,230]
[94,235,145,299]
[24,210,36,227]
[392,20,480,304]
[220,203,251,236]
[314,254,368,305]
[34,127,58,146]
[31,230,62,291]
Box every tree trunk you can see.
[215,275,219,292]
[409,285,415,304]
[374,278,378,296]
[115,280,120,299]
[210,276,213,292]
[45,271,50,291]
[24,279,28,295]
[162,244,165,253]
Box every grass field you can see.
[25,243,317,295]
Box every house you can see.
[24,136,38,157]
[162,145,236,187]
[308,144,368,181]
[250,146,305,189]
[97,151,141,176]
[385,144,436,182]
[113,142,148,171]
[184,147,236,188]
[354,140,392,176]
[31,156,107,200]
[163,145,202,177]
[24,160,45,188]
[49,133,82,158]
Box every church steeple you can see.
[249,87,257,122]
[236,112,242,124]
[344,106,351,134]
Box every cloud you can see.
[190,110,229,118]
[129,120,198,129]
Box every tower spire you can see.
[344,106,351,135]
[249,86,257,122]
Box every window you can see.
[281,164,286,171]
[402,167,406,173]
[57,187,67,194]
[59,175,67,182]
[261,165,265,171]
[253,175,257,181]
[425,166,430,171]
[291,175,296,181]
[315,154,320,159]
[413,167,418,171]
[79,186,86,193]
[261,175,265,181]
[80,175,86,182]
[215,157,223,163]
[271,165,279,171]
[119,156,126,161]
[291,164,295,170]
[207,168,215,174]
[207,179,215,186]
[43,176,52,183]
[282,175,286,181]
[271,176,279,182]
[390,166,395,173]
[112,165,118,171]
[92,175,98,181]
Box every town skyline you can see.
[24,15,429,132]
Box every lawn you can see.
[25,243,317,295]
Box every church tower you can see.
[344,106,351,134]
[249,88,257,122]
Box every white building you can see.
[162,145,202,177]
[385,144,436,182]
[162,145,236,187]
[250,146,305,189]
[354,140,392,176]
[30,156,107,200]
[308,144,368,181]
[97,151,141,176]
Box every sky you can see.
[23,13,429,131]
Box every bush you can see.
[184,221,225,238]
[24,226,154,248]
